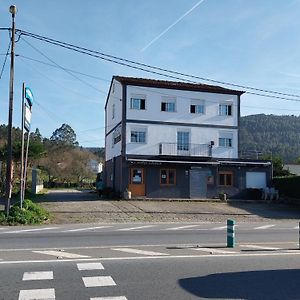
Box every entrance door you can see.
[129,168,145,197]
[189,168,207,198]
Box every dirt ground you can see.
[35,189,300,224]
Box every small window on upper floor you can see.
[130,98,146,110]
[112,103,115,119]
[219,104,232,116]
[219,137,232,147]
[161,101,176,112]
[190,99,205,114]
[130,130,146,143]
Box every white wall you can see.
[126,122,238,158]
[105,79,123,161]
[126,86,238,127]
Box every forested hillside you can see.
[240,114,300,163]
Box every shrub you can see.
[0,199,50,225]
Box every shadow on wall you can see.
[179,269,300,300]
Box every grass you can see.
[0,198,51,225]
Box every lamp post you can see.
[5,5,17,216]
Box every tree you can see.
[50,124,78,147]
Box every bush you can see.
[273,176,300,199]
[0,199,50,225]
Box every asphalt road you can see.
[1,222,300,299]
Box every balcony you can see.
[158,143,211,157]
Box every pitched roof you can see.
[113,76,244,95]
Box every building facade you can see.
[105,76,272,199]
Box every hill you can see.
[240,114,300,163]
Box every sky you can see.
[1,0,300,147]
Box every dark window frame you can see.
[160,169,176,186]
[219,171,233,186]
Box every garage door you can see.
[246,172,266,188]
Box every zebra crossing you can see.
[18,262,127,300]
[0,222,298,235]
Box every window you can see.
[130,98,146,110]
[161,101,176,112]
[112,104,115,119]
[219,104,232,116]
[219,172,233,186]
[190,104,204,114]
[131,130,146,143]
[113,125,121,144]
[219,137,232,147]
[160,169,176,185]
[177,131,190,151]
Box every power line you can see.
[20,36,107,94]
[17,29,300,100]
[0,41,11,79]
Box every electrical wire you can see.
[0,41,11,79]
[17,29,300,100]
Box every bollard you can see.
[299,222,300,250]
[227,219,235,248]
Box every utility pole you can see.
[5,5,17,216]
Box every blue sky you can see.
[1,0,300,147]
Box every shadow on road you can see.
[179,269,300,299]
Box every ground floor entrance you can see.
[128,167,145,197]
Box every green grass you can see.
[0,199,51,225]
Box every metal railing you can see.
[158,143,211,157]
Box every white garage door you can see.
[246,172,267,188]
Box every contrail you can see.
[141,0,205,52]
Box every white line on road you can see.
[91,297,128,300]
[63,226,112,232]
[165,225,200,230]
[32,250,90,259]
[211,226,227,230]
[254,225,275,230]
[240,244,281,250]
[111,247,169,256]
[117,225,156,231]
[4,227,58,234]
[82,276,116,287]
[77,262,104,270]
[18,288,55,300]
[190,247,236,254]
[23,271,53,281]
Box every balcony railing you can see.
[158,143,211,157]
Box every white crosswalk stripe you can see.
[63,226,112,232]
[254,225,275,230]
[211,226,227,230]
[18,288,55,300]
[190,247,236,254]
[165,225,200,230]
[111,247,169,256]
[117,225,156,231]
[82,276,116,287]
[32,250,90,258]
[23,271,53,281]
[91,297,128,300]
[77,262,104,270]
[240,244,280,250]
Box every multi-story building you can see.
[105,76,271,199]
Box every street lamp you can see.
[5,5,17,216]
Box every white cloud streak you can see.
[141,0,206,52]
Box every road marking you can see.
[4,227,58,234]
[32,250,90,258]
[254,224,275,230]
[165,225,200,230]
[77,262,104,270]
[211,226,227,230]
[63,226,112,232]
[23,271,53,281]
[18,288,55,300]
[91,297,128,300]
[82,276,116,287]
[117,225,155,231]
[240,244,281,250]
[111,247,169,256]
[190,247,236,254]
[293,226,299,229]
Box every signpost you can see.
[20,83,33,208]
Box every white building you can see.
[105,76,272,198]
